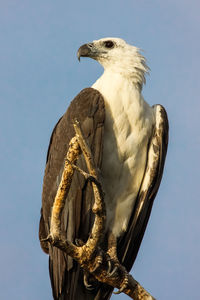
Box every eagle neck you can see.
[92,70,143,110]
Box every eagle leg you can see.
[106,232,129,293]
[106,232,120,276]
[107,232,119,264]
[104,232,128,294]
[83,248,105,291]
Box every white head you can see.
[77,37,149,89]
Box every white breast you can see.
[92,71,155,237]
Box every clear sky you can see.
[0,1,200,299]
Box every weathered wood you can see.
[44,120,155,300]
[50,136,81,239]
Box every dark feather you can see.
[39,88,108,299]
[118,104,169,271]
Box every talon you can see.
[107,260,112,274]
[113,271,129,294]
[114,288,123,295]
[90,250,103,272]
[83,272,99,291]
[106,254,119,277]
[107,265,118,278]
[83,273,93,290]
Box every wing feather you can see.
[118,104,169,271]
[39,88,106,300]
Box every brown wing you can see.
[39,88,107,300]
[118,104,169,271]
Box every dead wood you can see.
[44,120,155,300]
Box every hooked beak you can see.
[77,43,97,61]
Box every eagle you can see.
[39,37,168,300]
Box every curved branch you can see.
[44,120,155,300]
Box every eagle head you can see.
[77,37,149,85]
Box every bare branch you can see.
[50,136,81,239]
[73,119,106,250]
[45,120,155,300]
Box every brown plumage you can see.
[39,88,108,299]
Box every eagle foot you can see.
[107,262,118,278]
[106,239,120,278]
[113,269,129,294]
[105,253,120,277]
[83,271,98,291]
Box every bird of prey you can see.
[39,37,168,300]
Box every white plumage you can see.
[92,38,155,236]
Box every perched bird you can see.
[39,37,168,300]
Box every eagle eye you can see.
[104,40,114,49]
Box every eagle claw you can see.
[106,254,120,278]
[113,270,129,294]
[83,272,96,291]
[107,260,118,277]
[90,249,104,273]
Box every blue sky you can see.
[0,1,200,299]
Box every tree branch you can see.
[44,120,155,300]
